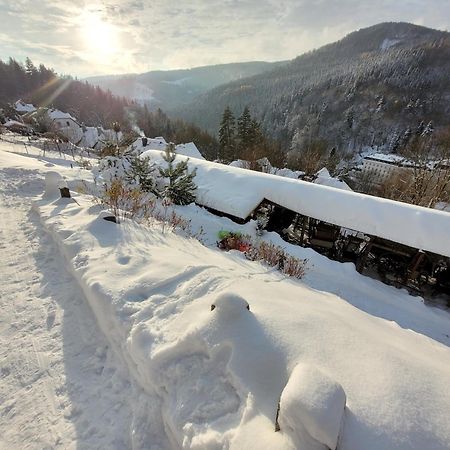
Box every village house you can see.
[48,109,84,143]
[361,153,417,186]
[130,136,205,160]
[20,104,122,149]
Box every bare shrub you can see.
[101,178,154,223]
[217,230,308,279]
[217,231,252,252]
[283,255,308,278]
[255,241,286,267]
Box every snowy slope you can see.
[0,145,134,449]
[35,189,450,450]
[142,149,450,258]
[2,138,450,449]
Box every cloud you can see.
[0,0,449,76]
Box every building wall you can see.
[52,119,83,144]
[361,158,410,186]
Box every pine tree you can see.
[158,143,197,205]
[126,155,156,193]
[25,57,37,77]
[237,106,253,159]
[218,106,236,162]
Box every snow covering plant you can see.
[218,231,308,279]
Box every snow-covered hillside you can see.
[1,136,450,449]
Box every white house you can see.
[361,153,415,186]
[48,109,84,143]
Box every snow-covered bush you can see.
[255,213,269,236]
[95,155,132,187]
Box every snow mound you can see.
[314,168,352,191]
[279,363,346,450]
[211,292,250,316]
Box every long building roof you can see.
[142,149,450,258]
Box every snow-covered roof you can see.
[131,136,168,153]
[314,168,352,191]
[364,153,406,163]
[3,120,29,129]
[14,100,36,113]
[142,149,450,258]
[130,137,204,160]
[363,153,417,167]
[230,159,303,179]
[175,142,204,160]
[48,109,78,122]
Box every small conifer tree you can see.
[218,106,236,162]
[158,143,197,205]
[126,155,156,193]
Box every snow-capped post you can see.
[210,292,250,314]
[44,171,70,198]
[277,363,346,450]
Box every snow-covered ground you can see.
[1,137,450,450]
[0,146,133,449]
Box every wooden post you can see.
[59,187,71,198]
[408,251,426,282]
[356,238,374,273]
[299,216,306,246]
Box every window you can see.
[66,121,70,126]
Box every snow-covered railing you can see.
[142,149,450,258]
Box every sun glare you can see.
[80,10,118,54]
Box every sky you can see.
[0,0,449,77]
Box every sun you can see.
[80,10,118,54]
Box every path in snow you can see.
[0,166,133,449]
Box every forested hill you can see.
[174,22,450,155]
[0,57,133,128]
[85,61,286,111]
